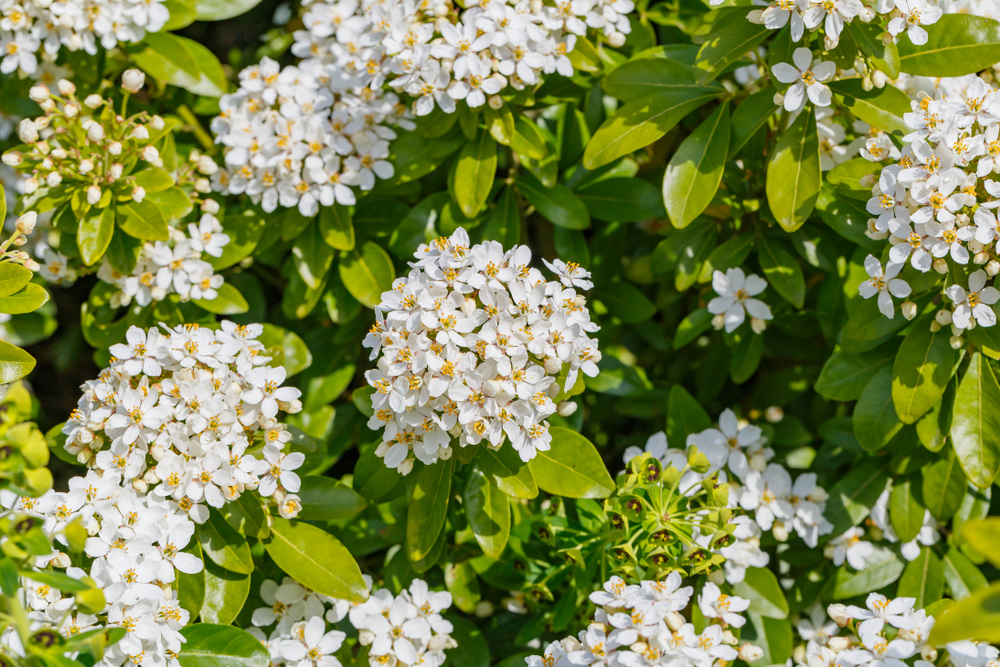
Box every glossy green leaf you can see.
[766,106,821,233]
[339,241,395,309]
[516,173,590,229]
[756,236,804,308]
[962,518,1000,569]
[197,509,253,575]
[177,624,269,667]
[828,80,910,136]
[0,263,33,298]
[694,17,770,84]
[892,317,959,424]
[854,366,903,452]
[465,467,510,559]
[220,493,269,540]
[732,567,789,620]
[77,206,114,267]
[193,0,264,20]
[0,283,50,315]
[319,203,355,251]
[824,457,891,535]
[951,352,1000,488]
[407,459,453,562]
[942,547,988,600]
[297,476,367,521]
[527,427,615,499]
[118,200,169,241]
[897,547,944,608]
[266,518,368,601]
[603,58,711,100]
[453,131,497,218]
[194,283,249,315]
[922,455,967,521]
[482,186,521,246]
[292,222,335,289]
[476,446,538,499]
[816,344,896,402]
[577,178,665,222]
[663,101,730,228]
[729,88,777,158]
[928,581,1000,644]
[898,14,1000,77]
[259,325,312,377]
[889,475,925,543]
[199,559,250,626]
[831,548,904,599]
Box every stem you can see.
[178,105,215,152]
[121,91,130,118]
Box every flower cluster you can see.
[708,268,774,334]
[250,576,458,667]
[623,408,834,584]
[210,0,635,214]
[62,322,304,515]
[91,213,231,307]
[362,228,601,474]
[0,0,168,76]
[860,72,1000,343]
[527,574,763,667]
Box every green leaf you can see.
[824,458,891,535]
[694,17,770,84]
[465,467,510,559]
[951,352,1000,488]
[922,455,967,521]
[146,187,194,222]
[756,236,804,308]
[816,343,896,401]
[265,518,368,602]
[849,21,900,78]
[482,186,521,246]
[831,548,904,599]
[407,459,453,562]
[339,242,395,309]
[828,80,911,137]
[603,58,712,101]
[354,441,402,502]
[897,14,1000,77]
[177,540,205,619]
[666,384,712,447]
[199,559,250,626]
[662,101,730,228]
[892,317,959,424]
[826,158,880,201]
[197,509,253,575]
[207,210,265,271]
[132,168,175,193]
[743,613,792,667]
[77,206,115,267]
[942,546,988,600]
[730,329,764,384]
[0,263,33,298]
[319,203,355,251]
[444,616,490,667]
[18,569,91,592]
[766,106,821,233]
[595,281,656,323]
[962,518,1000,569]
[841,295,921,352]
[292,222,335,289]
[297,476,367,521]
[928,581,1000,644]
[889,475,925,543]
[512,117,548,161]
[127,33,227,97]
[527,427,615,499]
[220,493,269,540]
[897,547,944,608]
[583,89,720,169]
[193,0,264,20]
[259,324,312,376]
[476,446,538,500]
[729,88,777,158]
[699,234,756,282]
[177,624,268,667]
[732,567,789,620]
[118,200,169,241]
[674,307,712,350]
[194,283,249,315]
[0,283,50,315]
[854,366,903,452]
[453,131,497,218]
[444,561,481,614]
[516,173,590,229]
[576,178,665,222]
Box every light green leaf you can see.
[297,476,367,521]
[516,173,590,229]
[199,560,250,626]
[465,467,510,560]
[220,493,269,540]
[889,475,925,543]
[922,455,967,521]
[829,80,911,136]
[118,200,169,241]
[962,518,1000,569]
[258,324,312,376]
[339,241,395,309]
[0,339,35,384]
[729,88,777,158]
[897,547,944,608]
[266,518,368,601]
[177,624,268,667]
[77,206,115,267]
[951,352,1000,488]
[663,102,730,228]
[319,203,355,251]
[603,59,712,100]
[193,0,264,20]
[133,168,175,193]
[0,283,50,315]
[292,222,335,289]
[942,547,988,601]
[476,446,538,500]
[892,317,959,424]
[527,427,615,499]
[694,16,770,84]
[197,509,253,575]
[733,567,789,620]
[928,581,1000,644]
[898,14,1000,77]
[194,283,249,315]
[674,307,712,350]
[854,366,903,452]
[0,263,33,298]
[831,548,904,599]
[407,459,453,562]
[766,106,821,233]
[453,131,497,218]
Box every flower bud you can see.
[475,601,494,618]
[608,31,626,47]
[712,312,726,330]
[108,141,123,156]
[2,152,22,166]
[721,631,738,646]
[827,604,850,627]
[773,92,784,106]
[936,309,952,325]
[933,258,948,274]
[828,637,851,652]
[132,185,146,203]
[52,552,72,568]
[194,177,211,193]
[665,612,685,632]
[901,300,917,320]
[24,177,38,194]
[772,520,789,542]
[141,145,159,162]
[56,79,75,96]
[87,185,101,205]
[109,163,124,180]
[872,70,886,88]
[121,68,146,93]
[399,458,414,476]
[862,75,873,92]
[87,123,105,142]
[201,198,221,214]
[358,630,375,646]
[988,259,1000,276]
[18,119,38,143]
[23,258,39,272]
[16,212,37,234]
[150,115,165,130]
[83,94,103,109]
[46,172,62,187]
[557,400,577,417]
[488,95,503,110]
[29,85,49,102]
[739,644,763,662]
[197,155,218,175]
[929,320,942,332]
[132,125,149,141]
[544,357,562,374]
[79,158,94,174]
[751,316,767,334]
[921,646,938,662]
[860,173,878,188]
[951,335,964,349]
[131,479,148,494]
[765,406,784,423]
[975,250,990,264]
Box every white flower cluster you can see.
[708,268,774,334]
[91,214,232,307]
[210,0,635,215]
[0,0,168,76]
[860,73,1000,340]
[623,409,833,584]
[62,322,304,516]
[823,487,939,570]
[250,576,458,667]
[527,574,762,667]
[2,470,199,667]
[793,595,997,667]
[362,227,602,474]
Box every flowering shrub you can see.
[3,0,1000,665]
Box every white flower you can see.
[771,48,834,112]
[740,463,794,531]
[887,0,942,45]
[946,270,1000,329]
[708,268,773,333]
[858,255,911,319]
[698,582,750,627]
[826,527,876,570]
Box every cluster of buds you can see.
[1,212,41,273]
[4,75,164,210]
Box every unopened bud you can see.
[901,300,917,320]
[936,309,953,325]
[557,401,577,417]
[131,479,148,494]
[358,629,375,646]
[665,612,685,632]
[773,92,784,106]
[197,155,218,175]
[109,163,123,180]
[765,406,784,423]
[739,644,763,662]
[201,198,220,214]
[2,152,22,166]
[921,646,937,661]
[132,186,146,203]
[87,123,105,142]
[975,250,990,265]
[141,145,159,162]
[950,335,964,350]
[772,520,789,542]
[475,601,494,618]
[872,70,886,88]
[194,177,211,193]
[750,317,767,334]
[933,258,948,274]
[29,85,49,102]
[862,75,873,91]
[109,141,123,155]
[488,95,503,110]
[121,68,146,93]
[87,185,101,205]
[79,158,94,174]
[132,126,149,141]
[828,636,851,652]
[860,173,878,188]
[544,357,562,374]
[16,212,37,234]
[24,177,38,193]
[827,604,850,627]
[18,119,37,143]
[52,552,71,568]
[721,631,738,646]
[988,259,1000,276]
[45,172,61,187]
[150,115,165,130]
[607,31,626,47]
[84,94,103,109]
[711,313,725,330]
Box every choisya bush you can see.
[2,0,1000,663]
